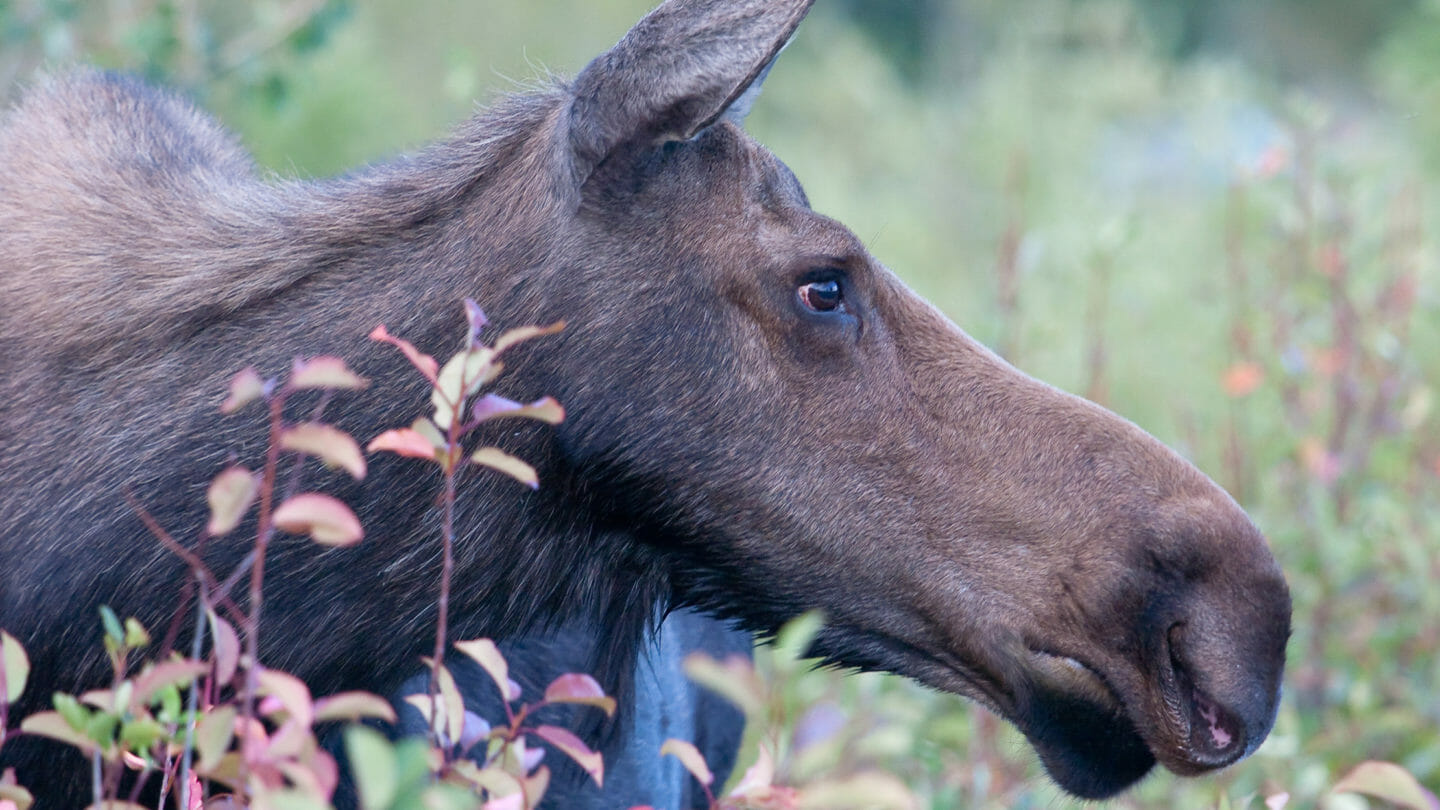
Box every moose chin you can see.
[0,0,1290,806]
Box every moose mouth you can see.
[1017,649,1156,798]
[814,621,1257,799]
[1018,635,1250,798]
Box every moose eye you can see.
[798,279,844,313]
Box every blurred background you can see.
[3,0,1436,807]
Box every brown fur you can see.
[0,0,1289,805]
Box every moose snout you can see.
[1144,541,1291,775]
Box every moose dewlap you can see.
[0,0,1290,805]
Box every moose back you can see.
[0,0,1291,805]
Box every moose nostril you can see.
[1165,624,1247,767]
[1192,690,1241,754]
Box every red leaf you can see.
[290,356,368,391]
[206,466,258,537]
[1332,761,1440,810]
[492,321,565,355]
[370,325,439,383]
[221,367,267,414]
[19,712,98,756]
[367,428,440,461]
[473,395,565,426]
[281,423,367,479]
[208,609,241,687]
[660,738,713,787]
[543,674,616,717]
[534,725,603,787]
[255,669,314,728]
[1222,362,1265,398]
[470,447,539,490]
[464,299,489,346]
[314,692,397,725]
[272,494,363,547]
[132,660,208,705]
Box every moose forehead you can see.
[587,122,849,254]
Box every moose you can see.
[0,0,1291,806]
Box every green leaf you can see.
[660,738,713,787]
[411,417,447,451]
[416,660,464,744]
[1332,761,1440,810]
[459,346,500,398]
[193,704,237,772]
[206,466,258,537]
[273,493,364,547]
[1,631,29,704]
[53,693,89,731]
[431,351,470,428]
[83,710,119,747]
[119,717,167,752]
[345,725,397,810]
[281,423,367,479]
[682,652,765,718]
[797,771,917,809]
[773,611,825,663]
[469,447,538,489]
[99,606,124,646]
[112,681,134,714]
[155,683,182,723]
[122,618,150,650]
[450,760,523,797]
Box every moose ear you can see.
[568,0,814,178]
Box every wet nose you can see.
[1158,564,1290,772]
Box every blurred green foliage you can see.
[2,1,1436,808]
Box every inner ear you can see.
[568,0,813,182]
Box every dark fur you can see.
[0,0,1290,806]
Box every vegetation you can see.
[2,1,1437,808]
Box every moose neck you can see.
[282,89,684,695]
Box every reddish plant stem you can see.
[428,467,458,755]
[994,151,1027,363]
[1223,181,1255,502]
[1082,250,1111,406]
[237,392,286,796]
[429,406,463,758]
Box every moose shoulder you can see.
[0,0,1290,805]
